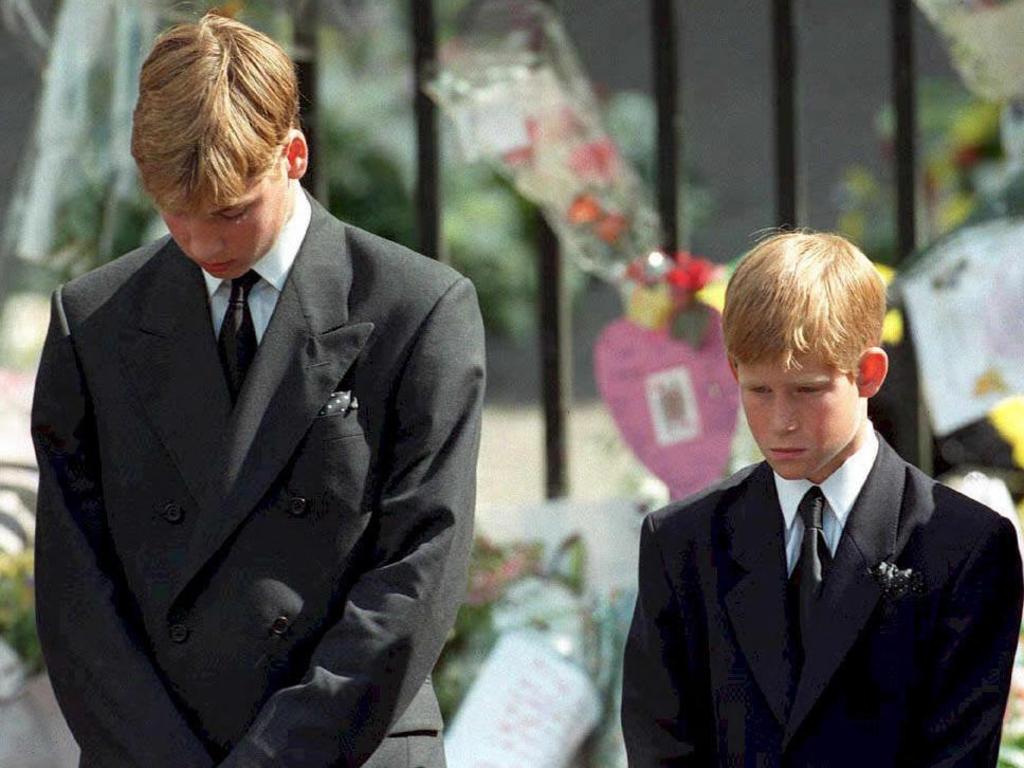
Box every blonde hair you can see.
[722,231,886,373]
[131,12,299,213]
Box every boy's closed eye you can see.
[217,205,249,220]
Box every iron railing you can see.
[301,0,927,497]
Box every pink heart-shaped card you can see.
[594,312,739,501]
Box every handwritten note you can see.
[445,631,601,768]
[902,218,1024,435]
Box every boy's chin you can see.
[764,457,813,481]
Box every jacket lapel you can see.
[169,200,374,607]
[782,436,906,747]
[723,463,794,727]
[119,241,232,515]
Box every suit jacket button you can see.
[289,497,307,517]
[271,616,290,635]
[162,502,184,524]
[169,624,189,643]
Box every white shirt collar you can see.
[774,426,879,534]
[202,181,312,297]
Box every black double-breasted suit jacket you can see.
[622,437,1023,767]
[30,196,485,767]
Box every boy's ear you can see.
[856,347,888,398]
[283,129,308,181]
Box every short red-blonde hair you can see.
[131,12,299,213]
[722,231,887,374]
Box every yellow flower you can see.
[696,279,727,314]
[882,309,904,346]
[626,284,674,330]
[990,397,1024,470]
[873,262,896,286]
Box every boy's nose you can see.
[186,228,224,261]
[772,405,798,433]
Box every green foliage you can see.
[0,551,42,675]
[442,167,545,340]
[50,181,155,282]
[323,121,418,249]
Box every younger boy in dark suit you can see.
[621,231,1023,767]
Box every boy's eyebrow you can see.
[211,190,262,215]
[213,202,249,215]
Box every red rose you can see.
[666,252,716,292]
[596,212,627,244]
[568,138,620,182]
[568,194,603,224]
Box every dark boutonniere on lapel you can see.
[869,561,924,599]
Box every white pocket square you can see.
[319,390,357,417]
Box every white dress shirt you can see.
[203,182,312,343]
[774,427,879,576]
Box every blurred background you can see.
[2,1,1024,766]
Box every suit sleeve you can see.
[915,515,1023,768]
[220,276,485,767]
[621,514,708,767]
[31,289,216,767]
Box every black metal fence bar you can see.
[772,0,798,228]
[294,1,324,201]
[652,0,680,253]
[892,0,917,263]
[890,0,931,474]
[535,0,569,498]
[538,215,570,498]
[412,0,442,262]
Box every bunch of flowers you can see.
[0,550,41,676]
[622,249,727,347]
[428,0,661,281]
[434,537,546,719]
[915,0,1024,102]
[836,80,1004,265]
[434,532,635,766]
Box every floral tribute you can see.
[432,534,634,765]
[428,0,742,503]
[594,248,739,501]
[622,249,726,348]
[427,0,660,281]
[916,0,1024,101]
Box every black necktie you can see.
[217,270,260,404]
[791,486,832,658]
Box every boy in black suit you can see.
[621,231,1023,767]
[31,12,483,767]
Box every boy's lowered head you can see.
[130,12,308,281]
[722,231,889,484]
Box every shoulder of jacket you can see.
[647,462,763,539]
[59,236,172,318]
[342,223,465,296]
[907,462,1014,545]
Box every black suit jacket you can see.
[621,437,1023,767]
[30,196,485,767]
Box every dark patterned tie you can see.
[792,486,832,659]
[217,270,261,404]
